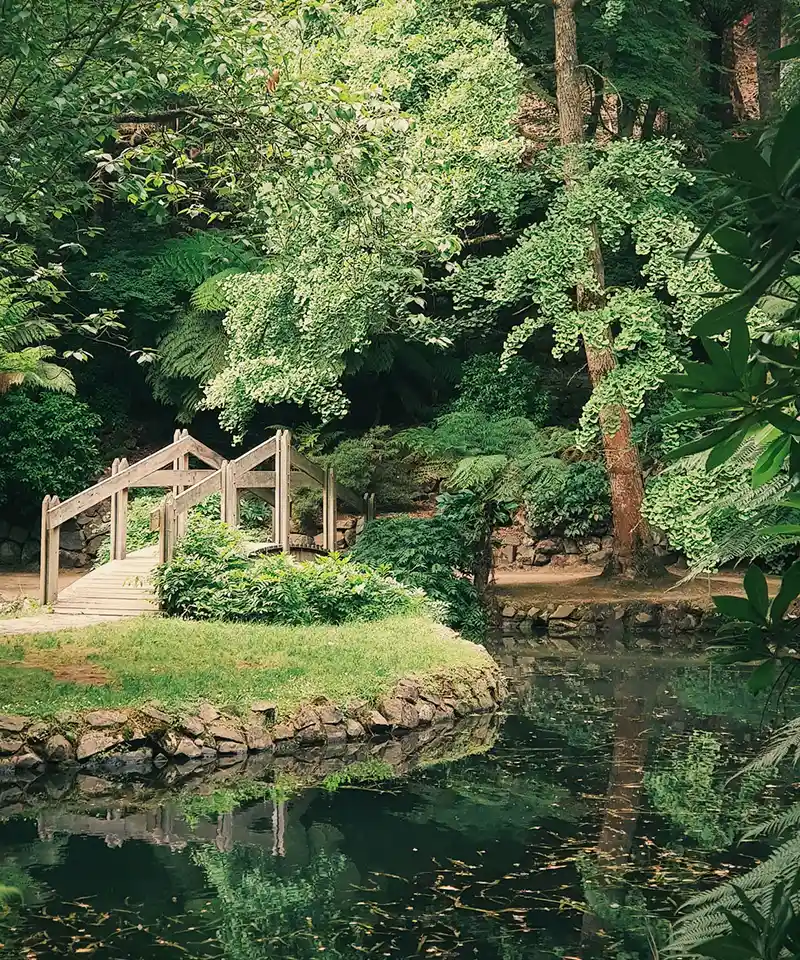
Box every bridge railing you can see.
[41,429,373,604]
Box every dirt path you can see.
[0,569,82,601]
[493,565,764,608]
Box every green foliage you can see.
[196,847,357,959]
[495,139,716,447]
[0,391,101,516]
[94,491,271,567]
[645,731,771,850]
[324,427,425,509]
[320,758,395,792]
[451,355,551,423]
[350,513,483,632]
[153,517,428,624]
[527,460,611,537]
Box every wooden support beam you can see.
[335,481,364,512]
[368,493,376,523]
[117,458,129,560]
[231,435,277,478]
[185,436,225,468]
[39,495,51,605]
[323,467,337,551]
[290,448,326,486]
[172,467,222,514]
[274,430,292,551]
[49,436,195,526]
[174,429,189,540]
[132,469,219,487]
[220,461,238,526]
[109,459,121,561]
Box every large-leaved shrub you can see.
[0,391,102,518]
[350,514,484,633]
[526,461,611,538]
[153,518,428,624]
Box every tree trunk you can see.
[581,677,652,947]
[552,0,659,578]
[757,0,782,118]
[641,100,659,139]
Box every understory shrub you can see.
[95,491,272,566]
[153,517,428,624]
[350,514,484,634]
[292,426,429,532]
[451,355,551,424]
[526,461,611,538]
[0,391,102,518]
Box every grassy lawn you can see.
[0,615,492,719]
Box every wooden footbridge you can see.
[39,430,374,617]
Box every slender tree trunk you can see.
[641,100,659,139]
[757,0,782,118]
[552,0,660,578]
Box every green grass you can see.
[0,615,491,719]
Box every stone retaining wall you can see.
[493,529,677,571]
[0,663,508,774]
[0,503,111,570]
[0,713,502,822]
[495,598,715,651]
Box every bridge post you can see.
[273,430,291,552]
[174,429,190,539]
[40,495,60,606]
[115,458,129,560]
[220,461,238,526]
[109,459,121,560]
[323,467,337,551]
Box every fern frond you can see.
[153,233,258,291]
[669,834,800,953]
[0,317,59,350]
[741,717,800,776]
[448,455,510,496]
[191,268,248,312]
[743,802,800,840]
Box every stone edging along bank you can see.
[495,598,715,646]
[0,662,509,774]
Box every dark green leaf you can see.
[667,420,745,461]
[748,658,778,694]
[713,594,766,624]
[706,426,748,471]
[710,254,751,290]
[765,409,800,435]
[710,142,775,190]
[771,558,800,621]
[712,227,751,261]
[744,565,769,619]
[729,321,750,378]
[771,104,800,186]
[768,42,800,62]
[691,297,750,337]
[753,434,791,487]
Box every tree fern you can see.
[149,309,227,421]
[669,718,800,956]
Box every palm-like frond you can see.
[741,718,800,777]
[669,835,800,954]
[744,802,800,841]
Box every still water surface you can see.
[0,646,789,959]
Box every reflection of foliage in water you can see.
[672,665,780,725]
[179,779,274,826]
[195,846,358,959]
[645,731,771,850]
[578,854,670,960]
[320,758,395,792]
[402,761,582,835]
[517,674,613,748]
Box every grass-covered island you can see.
[0,613,506,768]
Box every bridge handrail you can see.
[48,436,195,527]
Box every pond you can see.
[0,641,793,959]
